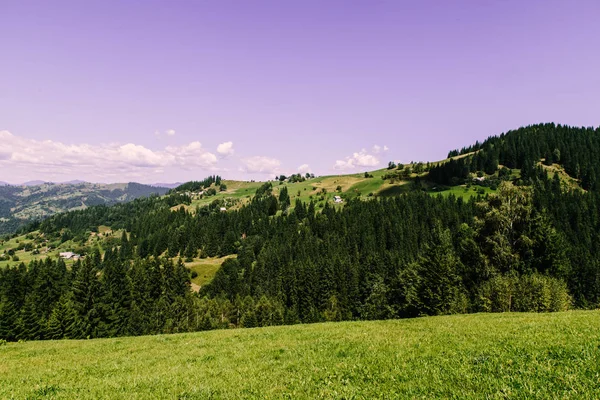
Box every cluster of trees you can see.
[0,252,192,340]
[277,173,314,183]
[170,176,222,194]
[1,123,599,342]
[202,182,574,320]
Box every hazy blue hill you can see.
[21,180,47,186]
[151,182,182,188]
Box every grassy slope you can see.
[186,255,236,289]
[0,228,122,269]
[1,311,599,399]
[0,232,69,269]
[0,227,230,289]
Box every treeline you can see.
[431,123,600,190]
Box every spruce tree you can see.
[0,300,19,341]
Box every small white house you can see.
[333,195,343,203]
[474,176,486,182]
[220,207,227,212]
[59,251,75,259]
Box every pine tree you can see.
[0,300,19,341]
[18,295,43,340]
[119,231,132,260]
[46,293,77,340]
[417,227,467,315]
[98,257,131,337]
[279,186,290,212]
[70,257,102,339]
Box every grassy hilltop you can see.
[1,311,599,399]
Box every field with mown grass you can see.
[1,311,599,399]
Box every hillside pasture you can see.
[185,255,236,289]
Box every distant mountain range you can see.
[0,182,170,234]
[0,180,183,187]
[22,180,48,186]
[150,182,182,189]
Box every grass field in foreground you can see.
[1,311,599,399]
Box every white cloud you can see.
[166,129,176,136]
[372,144,389,154]
[333,148,380,171]
[333,160,353,170]
[165,141,218,168]
[0,130,218,181]
[297,164,311,174]
[119,143,170,167]
[241,156,281,174]
[217,141,234,157]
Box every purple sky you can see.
[1,0,599,184]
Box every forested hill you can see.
[1,123,600,342]
[431,123,600,188]
[0,182,169,235]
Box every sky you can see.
[1,0,599,184]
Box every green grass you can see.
[186,255,235,288]
[1,311,599,399]
[0,232,60,269]
[433,184,496,199]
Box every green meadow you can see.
[185,255,236,289]
[1,311,599,399]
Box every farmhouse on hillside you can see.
[59,251,81,260]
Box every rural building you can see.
[59,251,80,259]
[334,196,343,203]
[220,207,227,212]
